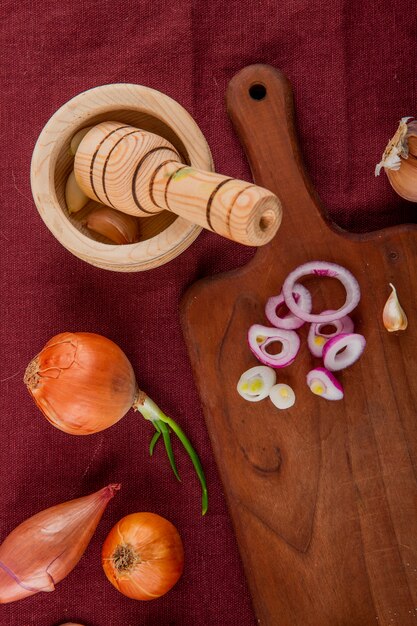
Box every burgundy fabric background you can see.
[1,1,416,625]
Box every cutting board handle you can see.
[226,64,332,243]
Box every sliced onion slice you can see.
[322,333,366,371]
[306,367,344,401]
[307,310,355,357]
[265,284,312,330]
[282,261,361,323]
[237,366,276,402]
[248,324,300,369]
[269,383,296,409]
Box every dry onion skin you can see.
[102,513,184,600]
[24,332,207,515]
[375,116,417,201]
[0,484,119,604]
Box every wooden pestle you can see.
[74,121,282,246]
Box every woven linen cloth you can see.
[0,1,415,625]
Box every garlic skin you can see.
[0,484,119,603]
[83,206,140,245]
[375,117,417,201]
[383,283,408,332]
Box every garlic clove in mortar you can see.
[65,170,89,214]
[83,206,140,244]
[69,126,93,156]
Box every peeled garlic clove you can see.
[83,206,140,244]
[237,365,276,402]
[383,283,408,332]
[69,126,93,156]
[0,484,120,604]
[65,170,89,214]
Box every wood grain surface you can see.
[181,65,417,626]
[74,120,282,247]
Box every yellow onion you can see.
[102,513,184,600]
[24,332,136,435]
[24,332,207,515]
[0,484,119,603]
[375,117,417,201]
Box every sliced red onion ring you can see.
[307,310,355,357]
[282,261,361,323]
[322,333,366,371]
[265,284,312,329]
[237,365,276,402]
[306,367,344,400]
[248,324,300,368]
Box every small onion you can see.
[322,333,366,372]
[24,332,207,515]
[282,261,361,323]
[265,284,312,329]
[247,324,300,368]
[306,367,344,401]
[237,366,276,402]
[307,310,354,358]
[102,513,184,600]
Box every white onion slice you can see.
[269,383,296,409]
[306,367,344,400]
[237,365,276,402]
[248,324,300,369]
[265,284,312,329]
[322,333,366,371]
[307,310,355,357]
[282,261,361,323]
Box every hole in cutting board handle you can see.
[249,83,267,100]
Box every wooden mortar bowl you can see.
[31,84,214,271]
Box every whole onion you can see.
[102,513,184,600]
[24,332,207,515]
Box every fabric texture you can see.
[0,1,415,625]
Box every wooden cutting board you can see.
[180,65,417,626]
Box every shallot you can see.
[237,366,276,402]
[265,284,312,329]
[282,261,360,323]
[322,333,366,372]
[248,324,300,368]
[306,368,344,401]
[0,484,119,603]
[269,383,295,409]
[307,310,354,358]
